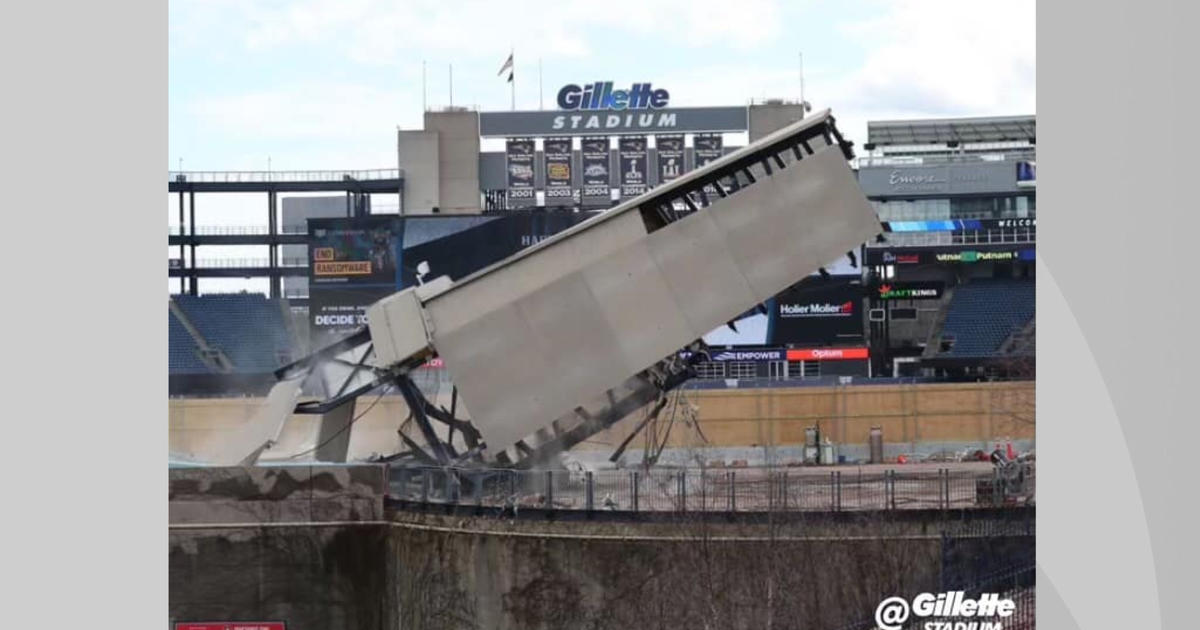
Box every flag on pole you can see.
[497,51,513,79]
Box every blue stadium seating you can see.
[171,294,294,374]
[169,310,211,374]
[939,279,1034,357]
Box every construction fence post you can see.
[545,469,554,509]
[632,471,639,512]
[835,471,842,511]
[473,471,483,511]
[586,471,594,513]
[679,470,687,512]
[781,471,789,511]
[728,471,736,513]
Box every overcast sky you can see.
[169,0,1035,173]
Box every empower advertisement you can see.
[581,136,610,205]
[709,347,785,362]
[618,136,648,198]
[307,216,402,334]
[770,278,865,346]
[543,137,573,203]
[656,134,684,184]
[505,138,535,207]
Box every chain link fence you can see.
[388,464,1034,514]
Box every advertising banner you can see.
[580,136,611,205]
[618,136,648,198]
[543,137,573,204]
[883,218,1036,232]
[505,138,535,207]
[400,212,596,287]
[785,347,870,361]
[864,246,1036,266]
[307,216,402,334]
[770,278,865,346]
[708,347,785,362]
[1017,160,1036,187]
[875,281,945,300]
[656,134,685,185]
[857,161,1023,196]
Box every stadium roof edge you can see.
[868,115,1036,146]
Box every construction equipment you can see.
[201,109,883,469]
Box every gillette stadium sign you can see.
[557,82,670,111]
[479,83,748,137]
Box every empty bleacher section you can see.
[169,294,297,396]
[168,311,210,375]
[931,279,1035,358]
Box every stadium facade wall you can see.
[169,381,1033,463]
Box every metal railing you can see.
[389,465,1034,514]
[169,225,312,236]
[169,168,402,184]
[871,229,1036,247]
[853,151,1034,168]
[187,257,308,268]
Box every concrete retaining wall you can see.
[169,381,1034,463]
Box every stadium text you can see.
[552,112,678,131]
[557,82,670,111]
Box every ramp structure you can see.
[199,109,883,468]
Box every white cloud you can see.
[192,0,787,64]
[817,0,1035,141]
[189,82,420,141]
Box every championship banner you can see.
[543,137,573,204]
[505,138,535,207]
[580,136,611,205]
[656,134,684,185]
[618,136,648,198]
[693,133,723,196]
